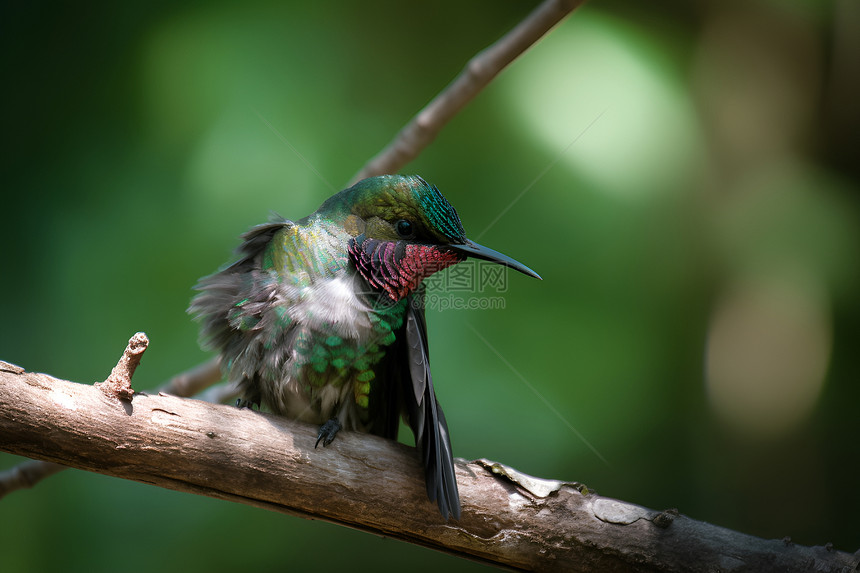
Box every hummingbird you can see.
[189,174,540,519]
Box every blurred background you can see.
[2,0,858,570]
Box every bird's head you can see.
[328,174,540,301]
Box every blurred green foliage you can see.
[2,1,858,571]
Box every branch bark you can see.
[0,339,229,497]
[1,363,856,572]
[350,0,586,184]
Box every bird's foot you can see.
[235,398,259,410]
[315,418,342,448]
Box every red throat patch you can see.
[348,238,462,301]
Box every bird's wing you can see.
[188,216,296,401]
[226,216,294,272]
[400,288,461,520]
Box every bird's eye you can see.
[395,219,414,239]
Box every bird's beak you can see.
[447,240,542,280]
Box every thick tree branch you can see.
[1,363,856,572]
[0,347,230,497]
[350,0,586,184]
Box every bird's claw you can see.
[236,398,259,410]
[315,418,342,448]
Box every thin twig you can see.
[158,357,223,398]
[0,460,66,499]
[350,0,586,184]
[193,378,242,405]
[95,332,149,401]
